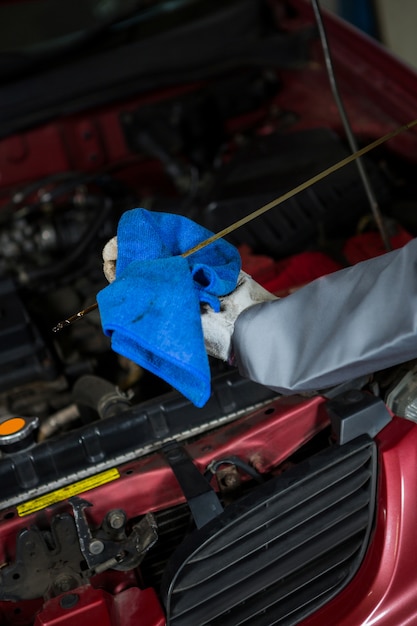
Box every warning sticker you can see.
[17,468,120,517]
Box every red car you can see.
[0,1,416,624]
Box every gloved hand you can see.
[102,235,278,364]
[201,270,278,362]
[98,208,242,407]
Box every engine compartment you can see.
[0,1,417,624]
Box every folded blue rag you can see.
[97,208,241,407]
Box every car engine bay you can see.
[1,1,417,624]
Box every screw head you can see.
[88,539,104,555]
[107,510,126,530]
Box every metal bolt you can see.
[222,473,239,488]
[54,573,76,593]
[107,509,126,530]
[88,539,104,555]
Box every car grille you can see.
[161,435,377,626]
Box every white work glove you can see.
[102,236,118,283]
[102,237,278,363]
[201,270,278,363]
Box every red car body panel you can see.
[303,417,417,625]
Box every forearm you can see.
[232,238,417,394]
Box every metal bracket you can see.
[163,442,223,529]
[70,496,158,572]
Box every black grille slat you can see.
[171,509,369,621]
[175,487,370,594]
[162,436,377,626]
[209,537,362,626]
[186,447,372,563]
[172,453,372,592]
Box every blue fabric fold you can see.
[97,208,241,407]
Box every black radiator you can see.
[161,435,377,626]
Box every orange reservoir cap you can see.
[0,415,39,451]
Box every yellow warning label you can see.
[17,468,120,517]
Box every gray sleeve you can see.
[232,238,417,394]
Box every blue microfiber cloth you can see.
[97,208,241,407]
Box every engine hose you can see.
[72,374,131,419]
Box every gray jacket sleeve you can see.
[232,238,417,395]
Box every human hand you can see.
[201,270,278,362]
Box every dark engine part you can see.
[0,278,56,392]
[0,0,314,139]
[0,175,126,288]
[121,68,281,189]
[201,127,392,259]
